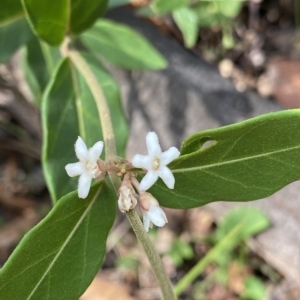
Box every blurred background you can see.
[1,0,300,299]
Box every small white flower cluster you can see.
[65,132,180,232]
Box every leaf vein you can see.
[218,123,262,161]
[172,145,300,173]
[25,186,102,300]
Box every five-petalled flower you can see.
[132,131,180,191]
[65,136,103,199]
[139,191,168,232]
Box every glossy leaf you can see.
[149,110,300,208]
[0,18,33,63]
[151,0,189,14]
[0,0,23,25]
[22,0,68,46]
[23,37,61,105]
[173,7,198,48]
[0,181,116,300]
[81,19,167,70]
[70,0,108,34]
[42,56,128,202]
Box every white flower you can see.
[65,136,104,199]
[139,192,168,232]
[143,206,168,232]
[132,131,180,191]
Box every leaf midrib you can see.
[172,144,300,173]
[26,186,102,300]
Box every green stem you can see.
[66,44,120,190]
[67,49,117,160]
[126,210,176,300]
[63,40,176,300]
[174,224,242,296]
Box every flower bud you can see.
[118,181,137,213]
[139,192,168,232]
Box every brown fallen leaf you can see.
[80,277,139,300]
[259,58,300,108]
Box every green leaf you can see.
[0,18,33,63]
[193,2,225,28]
[174,207,269,297]
[213,207,269,266]
[149,110,300,208]
[172,7,198,48]
[81,19,167,70]
[241,276,266,300]
[216,0,245,18]
[22,37,61,105]
[222,24,235,49]
[0,0,23,25]
[216,207,269,244]
[70,0,108,34]
[151,0,190,14]
[42,55,128,202]
[21,0,109,45]
[22,0,69,46]
[0,181,116,300]
[169,238,194,267]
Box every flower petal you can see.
[161,147,180,165]
[146,131,162,157]
[75,136,88,161]
[139,170,159,191]
[159,166,175,189]
[132,154,153,169]
[143,213,151,232]
[88,141,104,163]
[148,206,168,227]
[78,172,92,199]
[65,162,84,177]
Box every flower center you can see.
[86,161,98,176]
[152,157,160,170]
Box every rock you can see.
[106,6,300,288]
[106,7,255,158]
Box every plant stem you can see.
[126,210,176,300]
[64,40,176,299]
[66,49,117,160]
[66,44,120,190]
[174,224,242,296]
